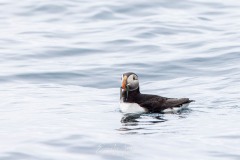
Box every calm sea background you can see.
[0,0,240,159]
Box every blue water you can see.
[0,0,240,159]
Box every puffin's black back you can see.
[122,88,193,113]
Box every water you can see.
[0,0,240,159]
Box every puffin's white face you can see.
[121,73,139,91]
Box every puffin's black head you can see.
[121,72,139,91]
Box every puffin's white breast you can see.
[120,102,147,113]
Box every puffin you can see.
[120,72,194,113]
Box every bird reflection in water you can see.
[118,108,192,134]
[121,113,166,124]
[118,113,167,135]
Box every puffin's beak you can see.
[121,75,127,90]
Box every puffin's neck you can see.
[122,87,140,103]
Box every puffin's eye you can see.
[133,75,138,80]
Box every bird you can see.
[120,72,194,113]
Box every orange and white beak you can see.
[121,75,128,90]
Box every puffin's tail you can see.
[188,99,195,103]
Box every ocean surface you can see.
[0,0,240,159]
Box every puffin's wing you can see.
[162,98,193,108]
[138,96,167,112]
[139,97,193,112]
